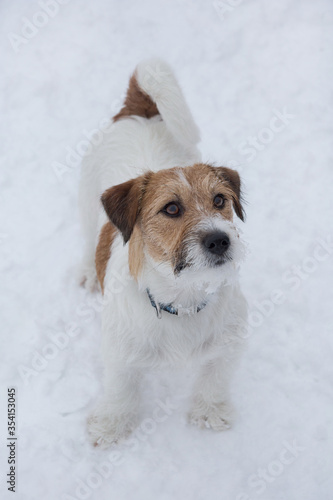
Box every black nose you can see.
[202,231,230,256]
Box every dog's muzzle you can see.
[174,229,235,274]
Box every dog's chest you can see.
[107,299,231,367]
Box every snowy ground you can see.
[1,0,333,499]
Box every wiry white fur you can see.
[79,59,248,447]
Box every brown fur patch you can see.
[214,167,244,220]
[128,226,145,280]
[101,172,152,244]
[113,73,159,122]
[95,222,117,292]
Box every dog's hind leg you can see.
[78,156,100,291]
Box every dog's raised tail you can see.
[114,58,200,148]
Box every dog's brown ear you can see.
[101,172,152,243]
[215,167,245,221]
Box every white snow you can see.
[1,0,333,499]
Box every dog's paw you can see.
[79,265,99,292]
[87,411,134,448]
[188,401,233,432]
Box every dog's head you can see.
[101,163,245,282]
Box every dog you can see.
[79,59,247,447]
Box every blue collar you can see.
[146,289,207,319]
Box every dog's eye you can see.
[213,194,225,208]
[163,203,181,217]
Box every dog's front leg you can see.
[88,361,141,447]
[188,355,236,431]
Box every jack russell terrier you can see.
[79,59,247,447]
